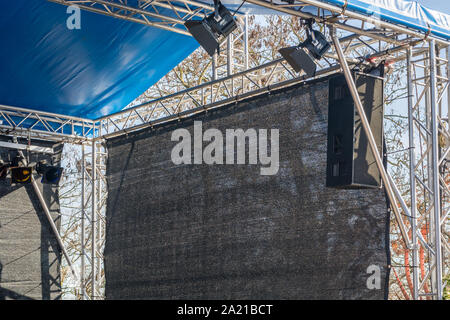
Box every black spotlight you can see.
[279,46,317,77]
[185,0,237,56]
[279,24,330,77]
[36,162,63,185]
[11,167,32,184]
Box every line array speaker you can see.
[326,72,384,189]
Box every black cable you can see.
[233,0,247,17]
[383,137,392,300]
[390,264,421,268]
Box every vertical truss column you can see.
[407,42,449,299]
[244,14,249,71]
[80,142,94,299]
[407,47,420,300]
[90,137,107,299]
[91,140,97,298]
[78,138,107,300]
[212,53,218,81]
[80,143,86,300]
[227,33,234,77]
[448,47,450,132]
[331,28,449,299]
[429,40,443,299]
[212,14,249,79]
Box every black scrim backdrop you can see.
[105,77,390,300]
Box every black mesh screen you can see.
[105,78,389,299]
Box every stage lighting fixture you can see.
[36,162,64,185]
[11,167,32,184]
[185,0,237,56]
[279,46,317,77]
[279,27,330,77]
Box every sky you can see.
[416,0,449,13]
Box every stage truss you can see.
[0,0,448,299]
[48,0,219,36]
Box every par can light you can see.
[36,162,64,185]
[185,1,237,56]
[11,167,32,184]
[279,26,330,78]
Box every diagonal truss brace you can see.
[330,26,411,246]
[16,149,81,287]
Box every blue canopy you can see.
[0,1,198,119]
[0,0,448,120]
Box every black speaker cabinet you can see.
[326,72,384,189]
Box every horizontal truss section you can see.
[48,0,227,36]
[0,104,95,143]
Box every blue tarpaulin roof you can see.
[0,0,198,119]
[0,0,448,120]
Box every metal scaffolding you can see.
[0,0,448,299]
[403,43,449,299]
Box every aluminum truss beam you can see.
[0,104,95,143]
[96,40,426,138]
[48,0,232,36]
[0,34,411,143]
[0,141,54,154]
